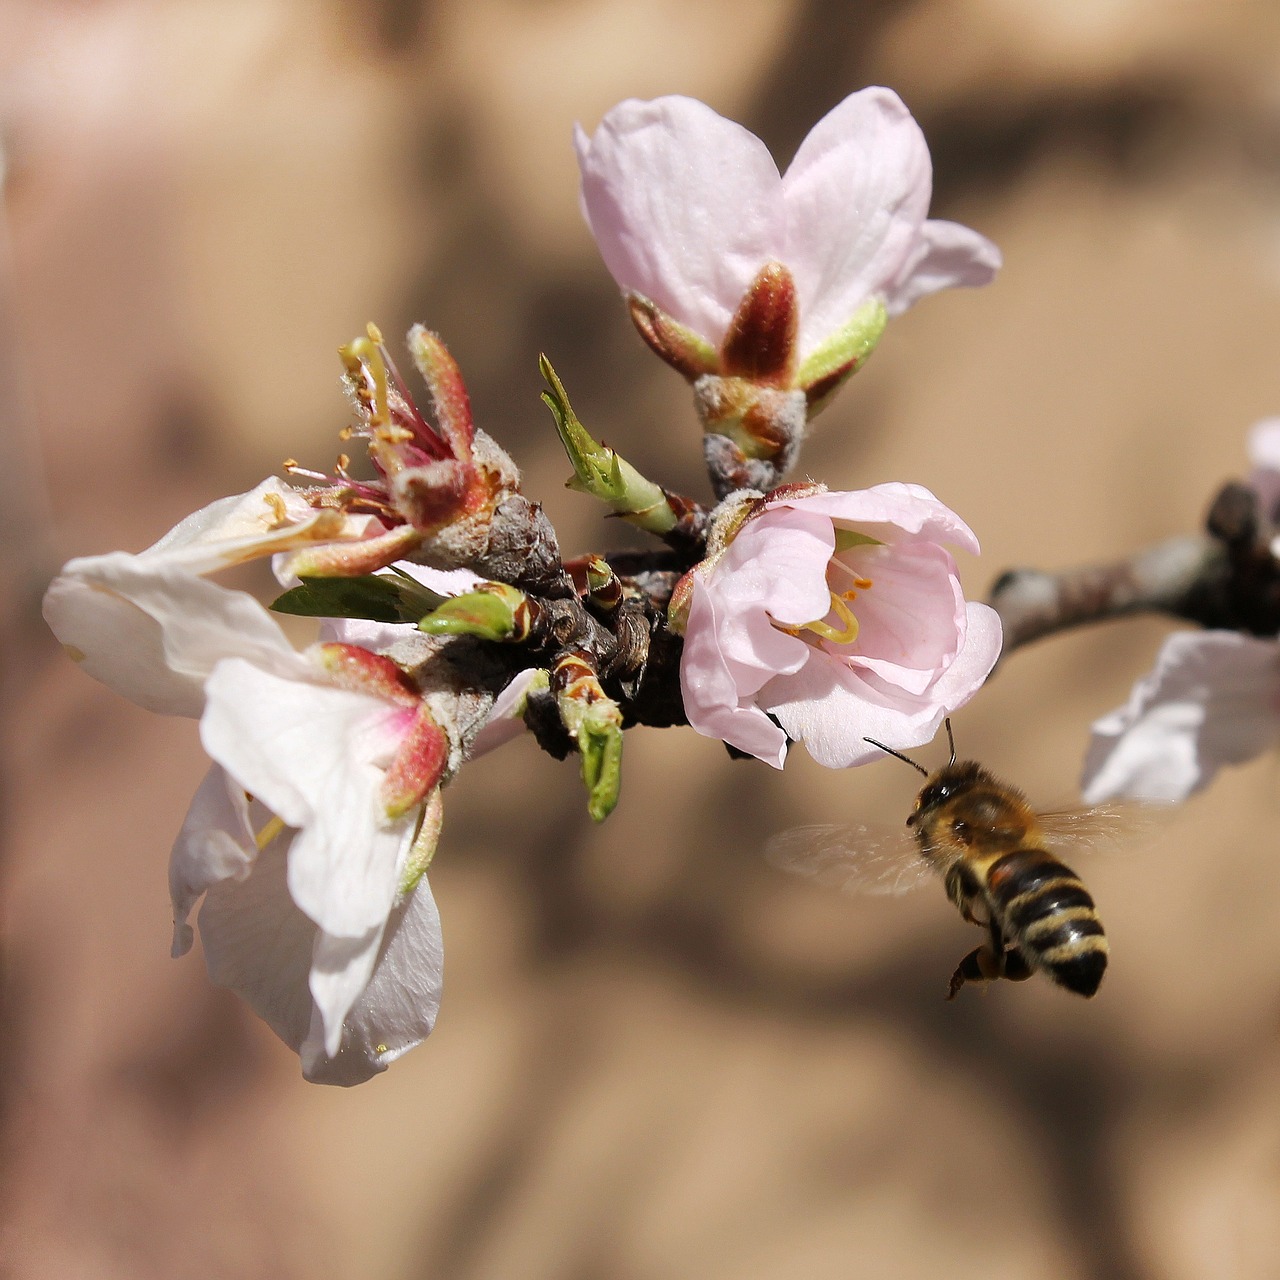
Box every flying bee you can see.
[768,721,1126,1000]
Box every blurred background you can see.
[5,1,1280,1276]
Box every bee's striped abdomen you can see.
[985,849,1108,997]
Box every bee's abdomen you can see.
[985,849,1108,997]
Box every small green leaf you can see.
[271,573,446,623]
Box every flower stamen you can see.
[255,815,287,851]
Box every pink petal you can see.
[576,96,783,347]
[780,483,982,554]
[1082,630,1280,802]
[680,582,790,767]
[836,542,966,695]
[761,600,1000,768]
[882,218,1002,317]
[782,87,932,358]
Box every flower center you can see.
[779,560,874,647]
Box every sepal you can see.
[627,294,719,380]
[794,297,886,412]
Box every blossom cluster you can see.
[45,87,1005,1082]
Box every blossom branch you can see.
[990,475,1280,657]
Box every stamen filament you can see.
[255,815,286,851]
[803,591,860,645]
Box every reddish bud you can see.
[719,261,798,386]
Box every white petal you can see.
[43,562,302,717]
[1247,418,1280,523]
[198,840,318,1055]
[469,668,538,758]
[197,836,442,1086]
[1247,418,1280,472]
[300,881,443,1087]
[147,478,313,572]
[168,765,257,957]
[782,87,932,358]
[200,659,415,936]
[1081,631,1280,802]
[882,218,1002,317]
[306,926,384,1059]
[576,97,783,347]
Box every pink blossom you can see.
[680,485,1002,767]
[1081,630,1280,803]
[575,89,1000,363]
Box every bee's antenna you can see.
[863,737,929,778]
[944,717,956,766]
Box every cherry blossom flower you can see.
[1081,630,1280,803]
[575,88,1000,368]
[679,484,1002,768]
[43,493,535,1082]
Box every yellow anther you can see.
[282,457,298,470]
[338,425,355,441]
[263,493,288,526]
[366,321,384,344]
[255,815,286,851]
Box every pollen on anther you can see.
[263,493,288,525]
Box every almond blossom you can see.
[42,495,533,1082]
[1080,630,1280,803]
[575,88,1001,372]
[678,484,1002,768]
[1081,421,1280,803]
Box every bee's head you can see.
[907,761,988,826]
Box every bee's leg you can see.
[946,944,1003,999]
[944,865,987,926]
[1000,946,1034,983]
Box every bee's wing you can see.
[765,822,935,897]
[1036,801,1171,857]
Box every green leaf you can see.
[271,573,446,623]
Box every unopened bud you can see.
[418,582,537,642]
[552,652,624,822]
[539,356,679,536]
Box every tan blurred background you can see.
[5,1,1280,1277]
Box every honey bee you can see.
[768,721,1121,999]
